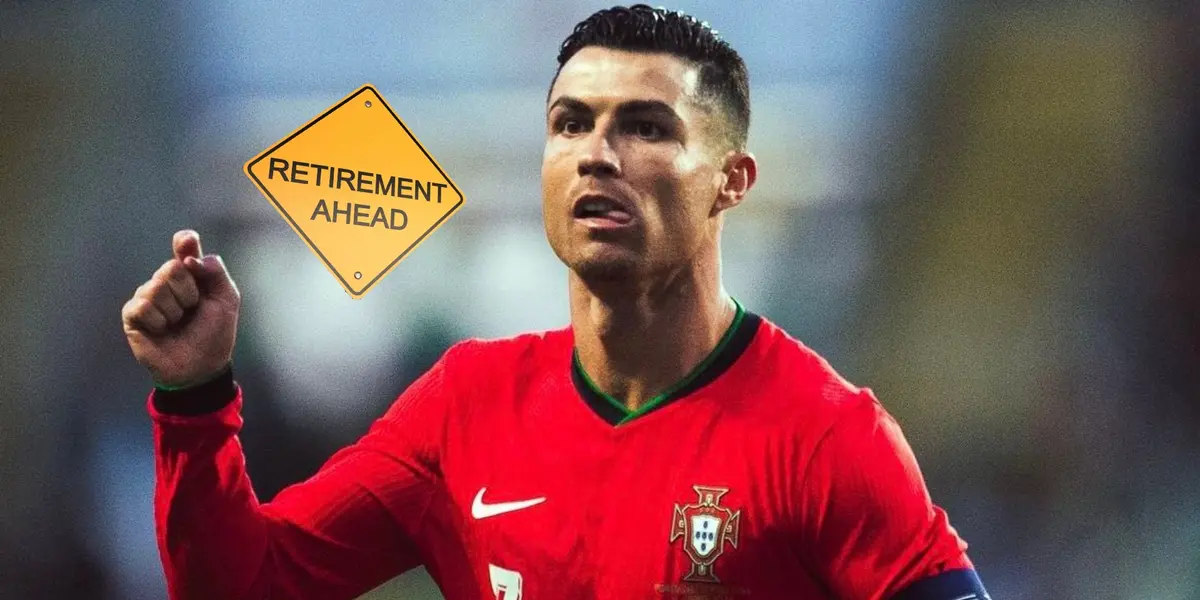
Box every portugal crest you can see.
[669,485,741,583]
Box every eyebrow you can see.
[547,96,681,122]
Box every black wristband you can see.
[152,364,237,416]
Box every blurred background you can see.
[1,0,1197,598]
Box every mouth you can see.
[572,193,636,229]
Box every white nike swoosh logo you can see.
[471,487,546,519]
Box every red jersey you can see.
[149,303,990,599]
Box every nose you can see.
[577,130,621,178]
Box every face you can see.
[541,46,754,283]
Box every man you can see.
[122,5,991,599]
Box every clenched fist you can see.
[122,229,241,389]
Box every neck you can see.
[569,252,736,413]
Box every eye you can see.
[562,119,585,135]
[552,115,589,136]
[628,120,666,140]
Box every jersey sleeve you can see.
[797,391,989,600]
[149,343,464,600]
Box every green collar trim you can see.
[571,298,759,426]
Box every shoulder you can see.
[733,314,884,437]
[740,314,875,411]
[441,326,574,377]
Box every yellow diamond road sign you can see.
[244,84,464,299]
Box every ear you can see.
[711,151,757,216]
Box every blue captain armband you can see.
[889,568,991,600]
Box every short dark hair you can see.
[551,4,751,152]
